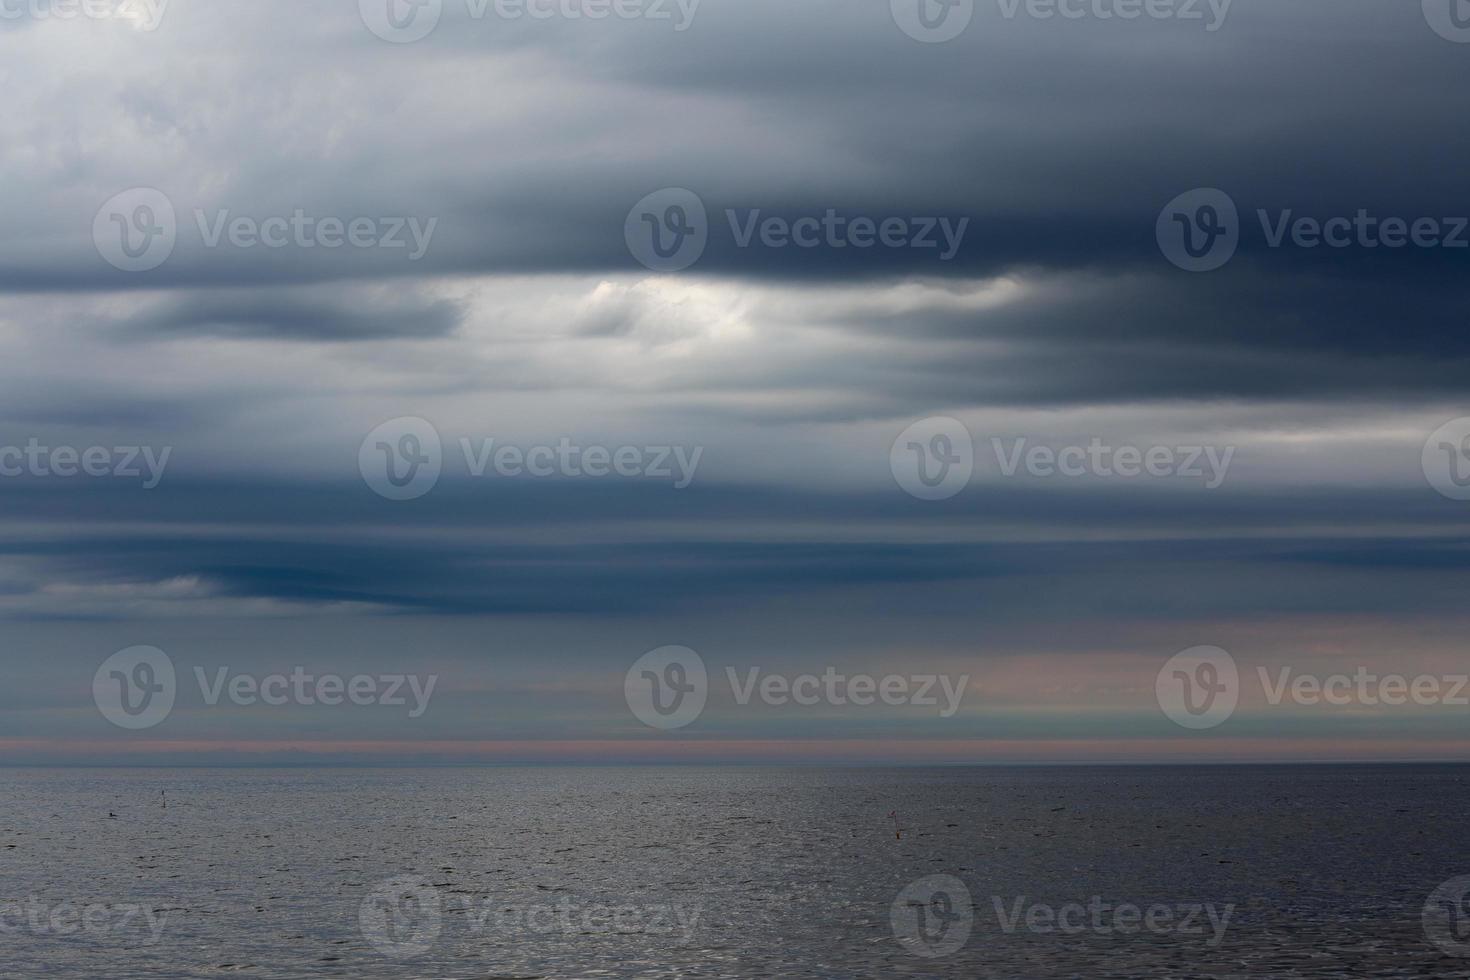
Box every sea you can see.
[1,764,1467,978]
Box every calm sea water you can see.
[1,765,1467,978]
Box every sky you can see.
[2,0,1470,765]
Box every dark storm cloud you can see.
[0,385,220,428]
[0,0,1457,425]
[828,270,1470,410]
[0,0,1464,290]
[0,473,1466,621]
[126,289,465,342]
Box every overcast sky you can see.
[2,0,1468,765]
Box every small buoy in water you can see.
[889,810,903,840]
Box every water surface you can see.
[1,765,1465,977]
